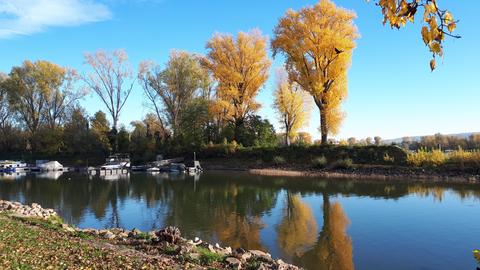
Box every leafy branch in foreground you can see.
[370,0,460,70]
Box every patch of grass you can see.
[245,259,261,270]
[196,247,225,266]
[20,216,63,231]
[136,232,152,240]
[312,156,327,169]
[162,245,178,256]
[73,231,93,239]
[332,158,354,169]
[272,155,286,166]
[178,253,200,264]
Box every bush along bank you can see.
[0,200,300,270]
[197,144,408,166]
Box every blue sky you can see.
[0,0,478,140]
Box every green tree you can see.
[130,115,162,163]
[139,51,210,138]
[223,115,276,147]
[90,111,112,155]
[179,98,211,147]
[117,126,130,154]
[63,107,93,159]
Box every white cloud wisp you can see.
[0,0,112,38]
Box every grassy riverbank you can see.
[0,212,297,270]
[0,214,172,269]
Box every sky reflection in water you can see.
[0,171,479,270]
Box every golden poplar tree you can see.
[203,30,271,142]
[272,0,359,144]
[274,69,311,146]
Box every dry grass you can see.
[407,148,480,168]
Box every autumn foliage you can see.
[372,0,459,70]
[203,30,271,141]
[272,0,358,144]
[273,69,311,146]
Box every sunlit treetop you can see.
[371,0,460,71]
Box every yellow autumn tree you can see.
[273,69,311,146]
[203,30,271,142]
[272,0,359,144]
[371,0,459,70]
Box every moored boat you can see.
[0,160,28,173]
[100,154,131,170]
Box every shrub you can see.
[333,158,354,169]
[272,156,286,165]
[407,148,446,167]
[383,153,394,163]
[312,156,327,169]
[447,149,480,169]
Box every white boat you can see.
[100,154,131,170]
[0,160,28,173]
[34,160,63,171]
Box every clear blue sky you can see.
[0,0,478,140]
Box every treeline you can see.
[0,1,361,164]
[398,133,480,151]
[0,56,278,164]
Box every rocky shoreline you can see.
[0,200,300,270]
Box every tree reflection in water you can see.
[1,172,480,270]
[277,192,318,259]
[294,194,354,270]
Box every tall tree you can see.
[83,49,134,132]
[43,68,85,129]
[273,69,311,146]
[2,61,79,136]
[138,51,209,138]
[272,0,358,144]
[0,73,10,129]
[203,30,271,143]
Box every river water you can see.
[0,171,479,270]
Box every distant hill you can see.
[383,132,480,145]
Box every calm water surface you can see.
[0,171,479,270]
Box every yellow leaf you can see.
[430,59,436,71]
[447,22,456,33]
[444,11,453,24]
[421,26,430,44]
[429,42,441,54]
